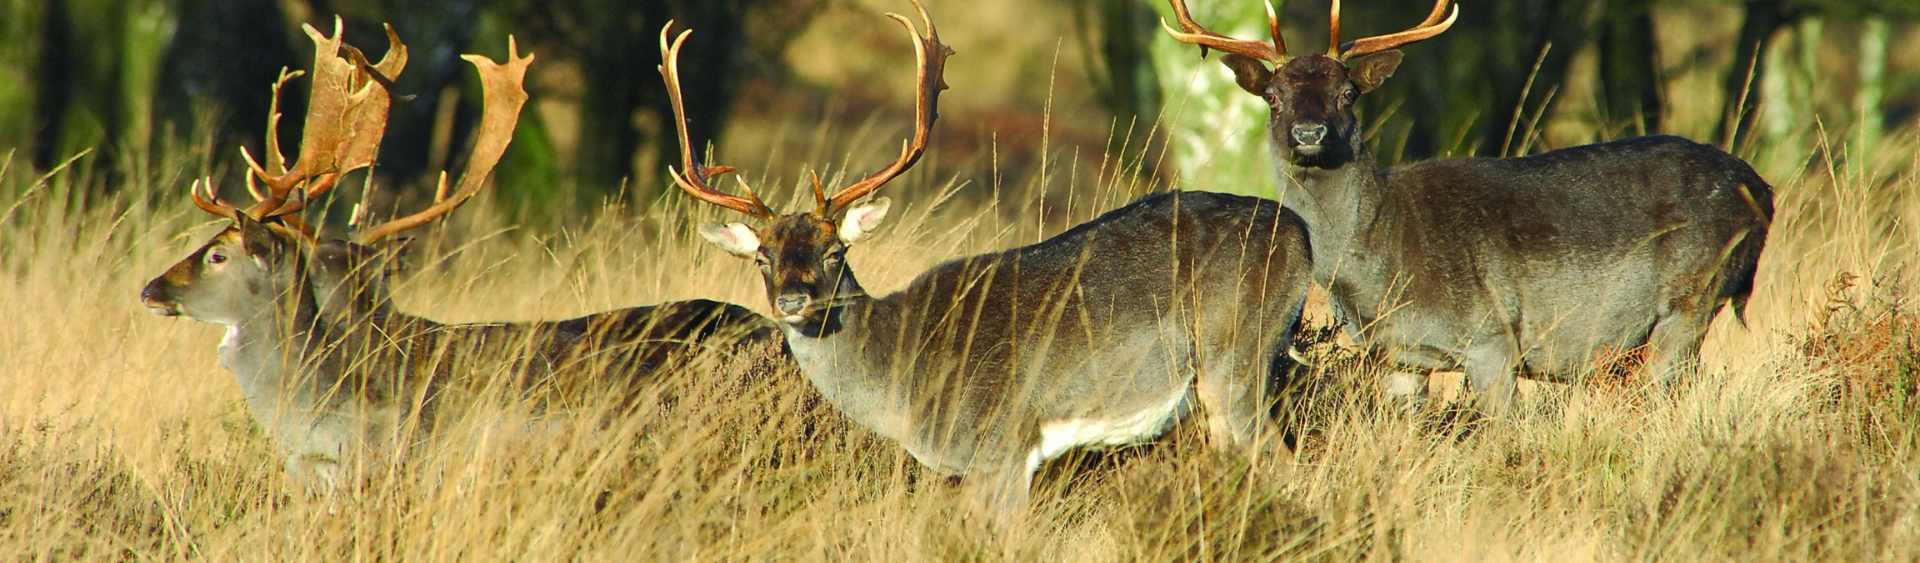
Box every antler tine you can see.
[1327,0,1340,56]
[1336,0,1457,60]
[190,178,242,222]
[1160,0,1285,64]
[263,67,303,179]
[657,23,773,219]
[351,36,532,244]
[245,17,407,219]
[809,170,828,216]
[823,0,953,214]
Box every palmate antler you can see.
[348,39,533,244]
[183,17,404,236]
[1160,0,1456,63]
[183,18,529,246]
[662,0,951,220]
[244,18,408,223]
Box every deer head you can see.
[1163,0,1455,168]
[143,18,407,324]
[667,0,950,328]
[143,19,530,328]
[141,185,315,324]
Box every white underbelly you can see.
[1027,387,1190,473]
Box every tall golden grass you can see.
[2,92,1917,561]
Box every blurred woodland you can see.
[1,0,1917,220]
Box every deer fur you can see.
[142,221,782,490]
[1184,5,1774,414]
[143,216,418,489]
[306,239,781,412]
[700,191,1312,519]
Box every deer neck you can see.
[776,272,913,442]
[220,259,339,420]
[1276,143,1405,319]
[1279,143,1387,256]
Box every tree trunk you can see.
[1598,1,1663,135]
[1072,0,1164,162]
[30,0,73,171]
[156,0,298,169]
[1479,0,1599,156]
[1715,0,1790,150]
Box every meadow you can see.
[3,2,1920,560]
[2,106,1917,560]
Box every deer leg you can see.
[1381,368,1430,415]
[287,453,343,495]
[1645,309,1710,388]
[1197,336,1291,462]
[1462,345,1520,417]
[963,464,1034,535]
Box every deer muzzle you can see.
[775,292,811,320]
[1290,123,1328,153]
[141,279,182,317]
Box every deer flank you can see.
[668,0,1313,526]
[1164,0,1773,414]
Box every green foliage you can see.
[1146,0,1279,198]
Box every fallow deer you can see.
[141,22,773,489]
[1162,0,1774,414]
[140,20,433,487]
[293,36,777,414]
[304,222,779,415]
[666,0,1313,523]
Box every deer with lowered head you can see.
[1162,0,1774,414]
[299,45,778,413]
[667,0,1313,524]
[141,23,773,490]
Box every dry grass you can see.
[3,102,1919,561]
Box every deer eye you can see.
[205,249,229,265]
[1338,87,1357,105]
[753,253,771,269]
[823,249,845,266]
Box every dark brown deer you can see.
[1163,0,1774,414]
[667,0,1312,524]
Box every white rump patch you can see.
[699,222,762,257]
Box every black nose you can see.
[141,279,180,316]
[775,293,810,316]
[140,280,166,305]
[1291,123,1327,145]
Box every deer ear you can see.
[233,214,286,261]
[1220,54,1273,97]
[1347,50,1404,94]
[699,223,762,258]
[838,197,891,244]
[311,240,351,273]
[375,237,418,274]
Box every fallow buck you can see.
[1162,0,1774,414]
[299,41,778,414]
[140,21,437,487]
[666,0,1312,523]
[141,22,773,490]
